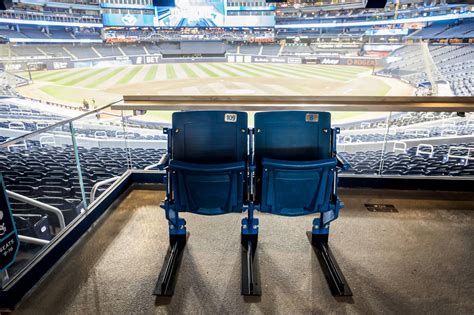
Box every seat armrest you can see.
[336,154,350,171]
[170,160,245,172]
[144,153,169,170]
[262,158,337,170]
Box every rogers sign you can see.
[346,58,377,66]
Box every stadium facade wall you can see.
[1,59,74,72]
[1,53,383,72]
[226,54,383,66]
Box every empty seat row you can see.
[154,110,352,297]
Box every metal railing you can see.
[6,190,66,230]
[90,176,120,204]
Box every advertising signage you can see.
[0,174,19,272]
[102,0,275,27]
[102,13,157,27]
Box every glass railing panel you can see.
[380,111,474,177]
[72,107,131,206]
[121,110,168,171]
[0,125,86,285]
[334,111,392,177]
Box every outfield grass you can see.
[166,64,177,80]
[226,64,263,77]
[117,66,143,85]
[62,68,105,86]
[145,65,158,81]
[48,68,90,84]
[19,63,405,117]
[28,69,71,81]
[86,67,127,88]
[195,63,219,77]
[39,85,85,104]
[180,64,198,78]
[208,63,240,77]
[265,64,349,81]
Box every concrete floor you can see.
[13,188,474,314]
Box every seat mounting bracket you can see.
[153,233,188,296]
[308,232,352,297]
[241,233,261,296]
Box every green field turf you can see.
[86,66,127,88]
[26,63,369,87]
[180,63,198,78]
[166,64,177,80]
[19,62,398,123]
[144,64,158,81]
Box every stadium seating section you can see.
[0,1,473,270]
[0,0,473,304]
[0,25,101,41]
[377,44,474,96]
[1,99,473,254]
[1,142,166,232]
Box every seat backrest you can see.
[254,111,332,164]
[172,111,248,164]
[254,111,335,215]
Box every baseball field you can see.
[18,62,414,122]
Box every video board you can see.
[101,0,275,27]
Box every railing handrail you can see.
[144,153,169,170]
[0,99,123,149]
[18,235,50,246]
[393,141,407,153]
[447,146,474,161]
[416,143,434,157]
[6,190,66,230]
[117,95,474,112]
[90,176,120,203]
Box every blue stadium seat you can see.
[167,110,248,215]
[153,110,353,297]
[254,111,352,296]
[14,214,51,241]
[255,111,336,217]
[155,110,251,296]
